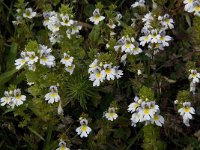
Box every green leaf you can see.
[6,43,17,70]
[28,127,45,141]
[0,68,18,86]
[89,25,100,42]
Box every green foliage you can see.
[0,0,200,149]
[142,125,166,150]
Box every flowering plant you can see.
[0,0,200,149]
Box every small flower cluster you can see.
[45,86,60,104]
[184,0,200,16]
[139,12,174,55]
[43,11,82,44]
[60,53,75,75]
[177,102,195,127]
[89,8,105,25]
[88,59,123,86]
[12,8,37,25]
[56,139,70,150]
[114,36,142,56]
[188,69,200,93]
[103,107,118,121]
[128,96,164,127]
[76,118,92,138]
[0,89,26,109]
[15,44,55,71]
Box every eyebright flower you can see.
[188,69,200,83]
[56,139,70,150]
[45,86,60,104]
[15,51,27,70]
[128,96,140,113]
[131,0,145,8]
[102,64,116,80]
[12,89,26,107]
[89,67,105,86]
[60,53,74,67]
[60,14,74,26]
[89,8,105,25]
[65,64,75,75]
[23,8,37,19]
[39,45,55,68]
[128,96,164,127]
[150,112,165,127]
[25,51,38,65]
[1,91,12,106]
[178,102,195,127]
[76,118,92,138]
[104,107,118,121]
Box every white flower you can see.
[160,14,174,29]
[184,0,194,12]
[60,14,74,26]
[138,102,155,121]
[1,91,12,106]
[65,64,75,75]
[56,139,70,150]
[178,102,195,127]
[23,8,36,19]
[60,53,74,67]
[130,112,141,127]
[113,66,123,79]
[25,51,38,65]
[15,52,26,70]
[174,100,179,105]
[104,107,118,121]
[39,45,55,68]
[130,45,142,55]
[49,32,61,45]
[159,35,172,46]
[190,81,196,93]
[188,69,200,83]
[178,102,195,120]
[150,29,161,44]
[88,59,99,73]
[131,0,145,8]
[102,64,115,80]
[12,89,26,106]
[89,68,105,86]
[70,21,82,34]
[128,96,140,113]
[45,86,60,104]
[89,8,105,25]
[139,32,151,46]
[142,12,154,23]
[121,37,135,53]
[76,118,92,138]
[151,113,164,126]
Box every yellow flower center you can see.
[16,95,21,101]
[60,145,66,150]
[184,107,190,113]
[154,115,159,120]
[41,56,47,61]
[94,15,100,21]
[50,93,57,98]
[105,68,111,74]
[64,56,70,61]
[96,72,101,78]
[191,73,197,78]
[109,113,114,117]
[144,36,148,41]
[126,43,131,48]
[194,6,200,11]
[81,125,87,132]
[143,108,150,114]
